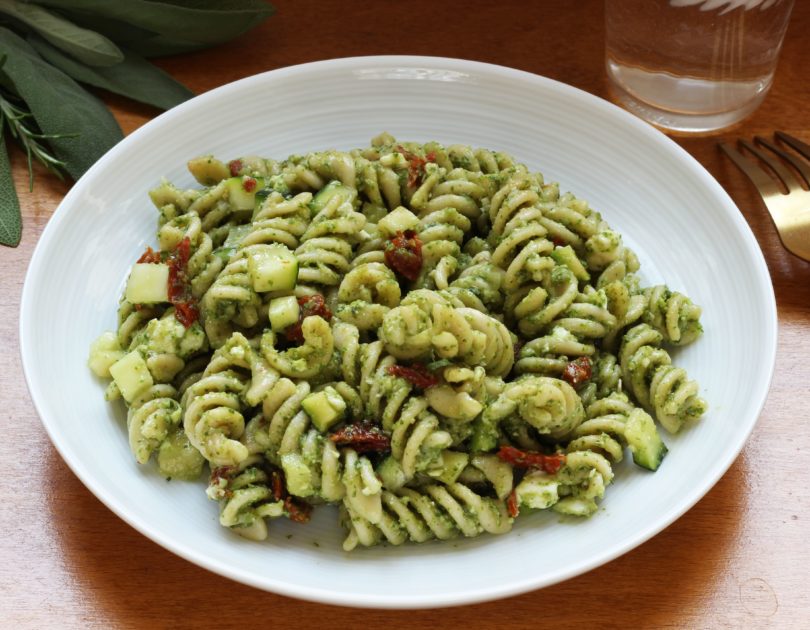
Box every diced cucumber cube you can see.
[625,408,668,471]
[280,452,315,497]
[125,263,169,304]
[109,350,153,403]
[377,206,420,238]
[247,245,298,293]
[226,176,264,211]
[301,386,346,432]
[268,296,300,331]
[157,430,205,480]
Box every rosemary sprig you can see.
[0,85,75,190]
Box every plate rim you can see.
[19,55,778,608]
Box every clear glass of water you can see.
[605,0,794,134]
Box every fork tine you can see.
[774,132,810,162]
[767,133,810,187]
[719,142,782,198]
[744,137,805,192]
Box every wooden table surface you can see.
[2,1,809,627]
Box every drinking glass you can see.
[605,0,794,134]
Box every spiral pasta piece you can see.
[294,192,365,287]
[199,245,266,348]
[341,481,512,550]
[260,316,334,379]
[206,462,285,541]
[481,375,585,443]
[620,324,707,433]
[514,448,614,517]
[380,292,514,376]
[182,369,249,467]
[335,262,400,331]
[127,384,182,465]
[642,285,703,346]
[238,191,310,251]
[515,326,595,376]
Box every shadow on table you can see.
[45,445,745,628]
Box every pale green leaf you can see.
[29,35,194,111]
[32,0,274,47]
[0,132,22,247]
[0,27,122,180]
[0,0,123,66]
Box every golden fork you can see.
[720,132,810,262]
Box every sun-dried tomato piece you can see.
[228,159,243,177]
[387,363,439,389]
[209,465,237,496]
[267,467,313,522]
[173,302,198,328]
[497,446,566,475]
[136,246,162,264]
[270,469,285,502]
[384,229,423,281]
[284,294,333,343]
[284,497,313,523]
[507,489,520,518]
[242,176,257,192]
[562,356,592,389]
[395,145,436,188]
[164,236,199,328]
[329,423,391,454]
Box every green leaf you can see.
[28,35,195,111]
[0,27,122,180]
[32,0,275,48]
[0,0,123,66]
[0,132,22,247]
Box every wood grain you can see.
[2,1,809,627]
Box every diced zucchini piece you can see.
[268,296,300,331]
[310,180,357,215]
[226,176,264,210]
[625,408,668,471]
[157,430,205,480]
[551,245,590,282]
[377,206,420,238]
[125,263,169,304]
[109,350,153,403]
[280,452,315,497]
[428,451,469,485]
[301,386,346,432]
[246,245,298,293]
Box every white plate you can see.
[20,56,776,608]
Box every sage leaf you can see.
[0,0,123,66]
[0,27,122,180]
[29,35,195,111]
[0,133,21,247]
[34,0,274,49]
